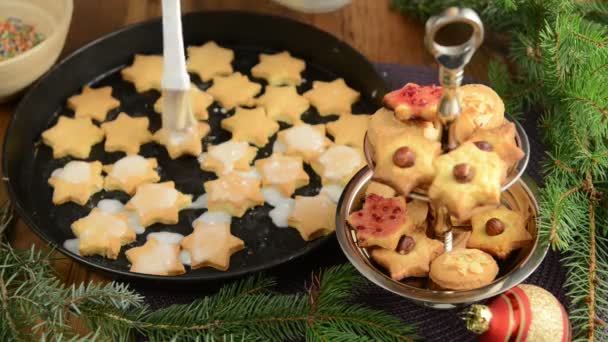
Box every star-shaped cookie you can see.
[71,208,135,259]
[276,124,332,163]
[451,84,505,143]
[372,130,441,195]
[42,116,104,159]
[465,121,524,171]
[101,113,153,155]
[48,161,104,205]
[67,86,120,122]
[221,107,279,147]
[365,181,397,198]
[367,108,408,148]
[255,85,310,124]
[204,173,264,217]
[154,85,213,120]
[121,54,163,93]
[125,237,186,276]
[153,122,210,159]
[207,72,261,110]
[428,142,506,220]
[199,140,258,176]
[251,51,306,86]
[103,155,160,195]
[311,145,365,186]
[124,181,192,227]
[303,78,360,116]
[468,206,532,259]
[288,193,336,241]
[326,113,370,148]
[187,41,234,81]
[370,232,444,280]
[180,221,245,271]
[255,153,309,197]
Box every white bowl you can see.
[0,0,73,102]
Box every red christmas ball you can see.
[464,284,571,341]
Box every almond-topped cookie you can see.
[103,155,160,195]
[48,161,104,205]
[451,84,505,143]
[429,248,499,290]
[383,83,442,122]
[71,208,135,259]
[372,128,441,195]
[125,181,192,227]
[304,78,360,116]
[121,54,163,92]
[186,41,234,81]
[67,86,120,122]
[468,206,532,259]
[465,121,524,172]
[371,232,444,280]
[428,141,506,220]
[42,116,104,159]
[180,221,245,271]
[255,152,309,197]
[347,194,411,250]
[204,172,264,217]
[199,140,257,176]
[276,124,332,163]
[311,145,365,186]
[251,51,306,86]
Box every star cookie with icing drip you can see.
[370,232,444,280]
[428,142,506,220]
[180,221,245,271]
[121,54,163,93]
[67,86,119,122]
[276,124,332,163]
[207,72,261,110]
[372,130,441,195]
[312,145,365,186]
[125,181,192,227]
[204,173,264,217]
[71,208,135,259]
[200,140,258,176]
[255,153,309,197]
[154,85,213,120]
[103,155,160,195]
[304,78,360,116]
[464,121,524,171]
[288,193,336,241]
[468,206,532,259]
[42,117,104,159]
[48,161,104,205]
[187,41,234,81]
[125,237,186,276]
[101,113,153,155]
[221,107,279,147]
[326,113,370,148]
[153,122,210,159]
[251,51,306,86]
[255,85,310,125]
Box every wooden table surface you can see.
[1,0,495,286]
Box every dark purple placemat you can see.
[134,64,565,342]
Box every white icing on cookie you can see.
[168,125,197,146]
[179,250,192,265]
[236,168,262,180]
[321,184,345,203]
[147,232,184,245]
[97,199,145,234]
[110,155,149,182]
[207,140,250,174]
[52,161,91,183]
[186,194,208,210]
[131,185,178,211]
[193,211,232,226]
[318,145,362,181]
[272,140,286,153]
[63,238,80,255]
[262,156,301,184]
[284,124,324,154]
[135,237,184,274]
[262,187,295,227]
[187,223,228,263]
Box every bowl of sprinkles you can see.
[0,0,73,102]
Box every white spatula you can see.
[161,0,195,132]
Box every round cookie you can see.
[429,248,499,290]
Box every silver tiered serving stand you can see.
[336,7,544,309]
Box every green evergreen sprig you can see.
[0,204,416,341]
[392,1,607,340]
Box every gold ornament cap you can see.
[462,304,493,334]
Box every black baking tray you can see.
[3,11,386,284]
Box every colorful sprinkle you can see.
[0,17,45,61]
